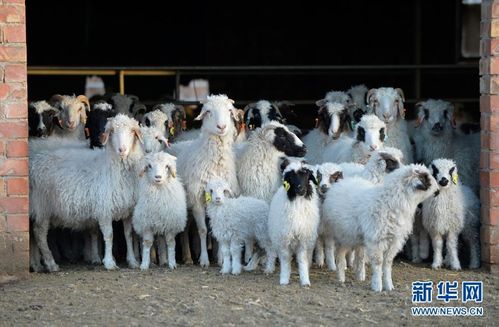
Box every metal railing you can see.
[28,64,479,105]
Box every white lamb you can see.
[422,159,481,270]
[412,99,479,193]
[30,114,144,272]
[204,179,271,275]
[302,102,353,164]
[322,114,386,164]
[323,164,437,292]
[140,126,169,154]
[366,87,414,164]
[132,152,187,270]
[141,109,169,137]
[268,160,320,286]
[176,94,241,267]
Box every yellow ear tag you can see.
[283,180,290,192]
[169,126,175,136]
[205,191,212,203]
[452,172,458,185]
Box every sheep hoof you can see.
[279,279,289,286]
[431,263,441,270]
[46,263,60,273]
[183,258,194,265]
[450,265,461,271]
[140,265,149,271]
[220,268,230,275]
[469,262,480,269]
[168,263,177,270]
[412,257,422,264]
[199,255,210,268]
[128,259,140,269]
[301,281,311,287]
[371,284,383,292]
[103,258,118,270]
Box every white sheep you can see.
[413,99,479,193]
[204,179,272,275]
[141,109,169,137]
[302,102,352,164]
[132,152,187,270]
[30,114,144,272]
[323,164,437,292]
[140,126,169,154]
[366,87,414,164]
[322,114,386,164]
[422,159,481,270]
[49,94,90,140]
[176,94,241,267]
[268,160,320,286]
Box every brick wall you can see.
[480,0,499,274]
[0,0,28,277]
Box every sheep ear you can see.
[133,127,143,144]
[330,171,343,183]
[138,165,147,177]
[279,157,291,173]
[366,88,377,105]
[100,128,111,145]
[415,102,425,127]
[230,108,240,122]
[77,95,91,112]
[159,135,170,148]
[315,99,326,107]
[194,108,207,121]
[168,166,176,178]
[447,103,457,128]
[308,170,318,185]
[224,189,234,198]
[395,88,405,119]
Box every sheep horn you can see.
[366,88,377,105]
[77,95,91,111]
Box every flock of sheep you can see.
[27,85,481,292]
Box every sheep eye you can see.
[424,109,429,120]
[147,164,152,169]
[443,110,448,119]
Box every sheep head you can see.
[281,159,317,201]
[49,94,90,130]
[429,158,459,189]
[101,114,143,159]
[313,162,343,197]
[140,152,177,185]
[196,94,238,137]
[415,99,455,136]
[367,87,405,124]
[140,126,169,154]
[355,114,386,155]
[28,101,62,138]
[317,102,352,140]
[205,179,233,205]
[261,121,307,157]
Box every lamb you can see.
[30,114,144,271]
[140,126,170,154]
[204,179,272,275]
[322,164,437,292]
[322,114,386,164]
[28,101,62,138]
[49,94,90,140]
[176,94,241,267]
[132,152,187,270]
[302,102,352,164]
[366,87,414,164]
[422,159,481,270]
[268,160,320,286]
[315,147,403,269]
[412,99,479,193]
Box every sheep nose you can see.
[118,146,127,154]
[155,175,162,179]
[370,144,378,151]
[432,122,442,131]
[320,185,329,193]
[439,178,449,186]
[217,124,226,131]
[67,121,76,128]
[145,149,151,153]
[215,197,221,202]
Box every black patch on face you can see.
[423,109,429,120]
[356,126,366,142]
[29,105,59,137]
[144,117,151,127]
[273,127,307,157]
[245,108,262,130]
[268,104,284,123]
[379,128,385,142]
[379,153,400,173]
[416,172,432,191]
[449,166,455,177]
[86,108,117,148]
[283,168,315,201]
[338,110,352,134]
[330,171,343,183]
[28,105,41,137]
[431,164,439,180]
[279,157,291,173]
[317,107,331,135]
[443,110,448,119]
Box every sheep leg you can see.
[336,246,348,283]
[220,240,231,274]
[244,246,263,272]
[133,233,141,261]
[446,232,461,271]
[314,236,325,268]
[409,233,421,263]
[278,247,292,285]
[418,229,430,260]
[354,246,365,281]
[325,237,337,271]
[230,239,242,275]
[166,233,177,270]
[382,239,404,291]
[140,230,154,270]
[347,250,355,268]
[157,235,167,267]
[430,234,443,270]
[244,238,254,264]
[29,231,44,272]
[465,228,481,269]
[264,249,277,274]
[366,244,383,292]
[181,218,193,265]
[122,218,140,269]
[98,219,118,270]
[33,219,59,272]
[192,205,209,267]
[89,228,102,264]
[297,244,311,287]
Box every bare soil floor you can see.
[0,260,497,327]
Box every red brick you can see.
[483,205,499,226]
[6,140,26,158]
[480,58,490,75]
[492,171,499,188]
[492,152,499,169]
[0,141,5,156]
[0,216,5,232]
[0,158,27,175]
[3,24,25,43]
[0,46,26,62]
[0,121,27,138]
[481,243,496,264]
[6,178,27,195]
[482,225,498,245]
[481,150,490,168]
[0,198,28,215]
[480,75,490,94]
[7,82,26,101]
[3,0,25,3]
[2,101,26,119]
[4,64,26,82]
[0,84,10,101]
[5,214,28,231]
[0,5,24,23]
[480,94,499,112]
[491,132,499,150]
[0,179,5,197]
[482,20,492,38]
[481,171,491,189]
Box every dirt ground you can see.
[0,260,497,327]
